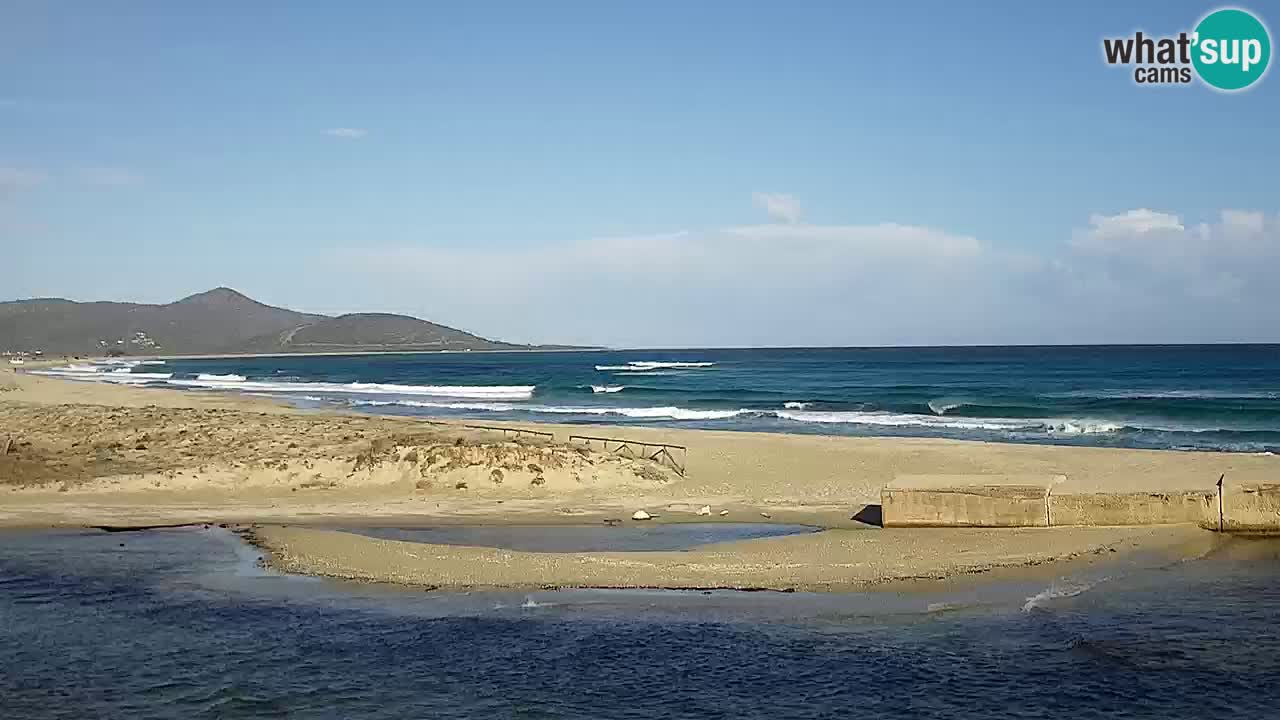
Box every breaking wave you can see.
[31,364,173,383]
[350,399,755,421]
[196,373,246,382]
[346,399,1130,433]
[31,362,535,400]
[596,361,716,371]
[927,398,969,415]
[591,385,625,393]
[167,378,537,400]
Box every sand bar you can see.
[245,524,1207,592]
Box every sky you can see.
[2,0,1278,347]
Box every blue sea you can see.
[35,345,1280,452]
[3,526,1280,719]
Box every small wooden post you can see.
[1217,473,1226,532]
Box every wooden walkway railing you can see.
[567,434,687,477]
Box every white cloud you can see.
[328,217,1006,346]
[323,198,1280,346]
[324,127,368,139]
[752,192,802,223]
[76,167,143,188]
[1087,208,1184,237]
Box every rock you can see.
[719,509,730,517]
[530,474,546,486]
[632,509,652,521]
[697,505,712,516]
[489,469,504,484]
[759,511,772,519]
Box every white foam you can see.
[775,409,1040,431]
[344,398,1136,433]
[596,361,715,371]
[610,371,674,376]
[32,367,172,383]
[196,373,246,382]
[167,378,536,400]
[1022,580,1101,612]
[139,360,167,365]
[1049,420,1125,435]
[600,406,752,420]
[591,385,625,394]
[783,401,812,409]
[103,372,172,382]
[350,399,756,421]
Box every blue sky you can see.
[3,1,1278,346]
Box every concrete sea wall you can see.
[882,474,1277,532]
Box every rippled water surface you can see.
[3,527,1280,719]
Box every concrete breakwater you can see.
[882,474,1280,532]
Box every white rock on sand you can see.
[696,505,711,516]
[719,509,730,517]
[632,510,652,521]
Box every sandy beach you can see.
[3,365,1273,589]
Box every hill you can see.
[0,288,536,356]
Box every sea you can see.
[2,526,1279,719]
[33,345,1280,452]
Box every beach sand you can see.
[2,366,1273,589]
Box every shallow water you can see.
[348,523,820,552]
[3,528,1280,718]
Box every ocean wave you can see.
[166,378,536,399]
[344,397,1141,432]
[591,385,625,393]
[1049,420,1125,435]
[1049,389,1280,401]
[595,361,715,371]
[139,360,167,365]
[102,372,173,383]
[783,401,812,409]
[350,399,757,421]
[31,367,173,383]
[609,371,675,376]
[927,398,969,415]
[196,373,246,382]
[774,409,1127,434]
[775,409,1043,431]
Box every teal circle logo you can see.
[1193,8,1271,90]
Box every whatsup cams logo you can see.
[1103,7,1271,91]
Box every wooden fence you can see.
[567,434,687,477]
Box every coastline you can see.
[4,366,1274,590]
